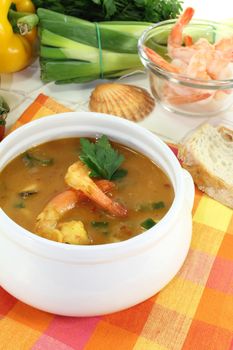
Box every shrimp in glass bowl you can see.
[138,7,233,117]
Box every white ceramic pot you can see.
[0,112,194,316]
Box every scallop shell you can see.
[89,83,155,121]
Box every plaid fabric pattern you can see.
[0,94,232,350]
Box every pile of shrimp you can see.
[35,160,127,245]
[145,7,233,105]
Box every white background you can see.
[183,0,233,20]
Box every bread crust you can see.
[178,124,233,209]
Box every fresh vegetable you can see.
[0,0,37,73]
[38,8,148,83]
[79,135,125,180]
[37,6,183,84]
[152,201,165,209]
[22,152,54,167]
[8,9,39,35]
[0,96,10,141]
[91,221,109,228]
[32,0,182,22]
[136,201,165,211]
[140,218,157,229]
[14,201,26,208]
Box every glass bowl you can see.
[138,19,233,117]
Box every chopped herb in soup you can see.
[0,136,174,245]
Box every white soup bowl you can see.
[0,112,194,316]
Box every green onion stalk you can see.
[37,8,159,84]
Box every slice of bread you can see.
[178,123,233,209]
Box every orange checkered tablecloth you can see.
[0,94,233,350]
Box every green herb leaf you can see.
[136,201,165,212]
[14,201,25,208]
[22,152,54,168]
[140,218,156,230]
[79,135,125,180]
[152,201,165,209]
[135,203,151,212]
[91,221,109,228]
[111,168,128,180]
[33,0,182,22]
[0,96,10,117]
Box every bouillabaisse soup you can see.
[0,136,174,245]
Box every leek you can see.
[8,9,39,34]
[37,8,150,84]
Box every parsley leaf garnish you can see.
[79,135,125,180]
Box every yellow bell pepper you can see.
[0,0,37,73]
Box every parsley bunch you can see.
[33,0,182,22]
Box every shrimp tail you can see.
[168,7,195,49]
[178,7,195,26]
[184,35,193,46]
[144,46,181,73]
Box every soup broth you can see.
[0,138,174,245]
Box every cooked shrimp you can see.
[184,35,193,46]
[144,46,181,73]
[165,91,211,105]
[35,178,116,244]
[214,37,233,53]
[171,58,188,73]
[192,38,214,51]
[35,189,88,244]
[65,160,127,217]
[163,50,212,104]
[186,50,211,80]
[146,7,233,106]
[207,52,230,80]
[167,7,195,61]
[146,45,212,104]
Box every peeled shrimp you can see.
[186,50,211,80]
[144,47,181,73]
[167,9,233,79]
[207,51,231,80]
[65,160,127,217]
[145,6,233,105]
[146,46,212,104]
[164,50,212,104]
[192,38,214,52]
[167,7,195,62]
[35,178,116,244]
[164,89,211,105]
[214,37,233,59]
